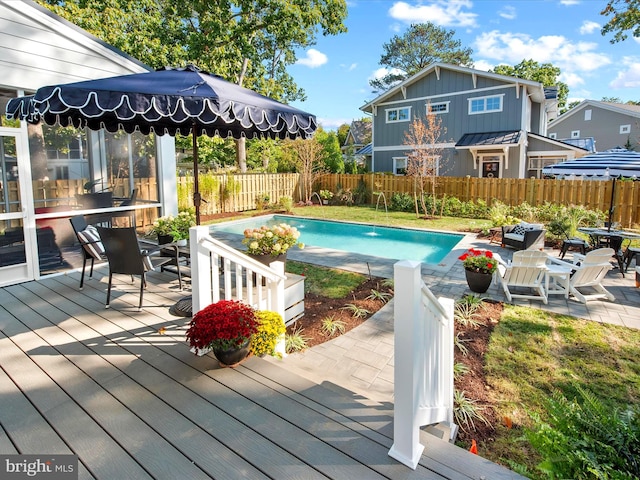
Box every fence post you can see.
[389,260,425,469]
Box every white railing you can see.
[389,260,455,470]
[189,225,287,320]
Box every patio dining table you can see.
[577,227,640,248]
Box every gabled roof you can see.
[345,120,371,146]
[549,99,640,126]
[456,131,521,148]
[361,62,546,113]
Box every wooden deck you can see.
[0,267,523,479]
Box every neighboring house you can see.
[360,62,586,179]
[0,0,177,287]
[548,100,640,152]
[342,120,371,167]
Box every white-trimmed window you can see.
[584,109,592,121]
[620,124,631,134]
[571,130,580,138]
[386,107,411,123]
[427,101,449,114]
[392,157,407,175]
[549,132,557,139]
[468,95,503,114]
[529,156,563,179]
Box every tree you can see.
[492,60,569,112]
[284,137,328,203]
[315,128,344,173]
[336,123,351,147]
[36,0,348,171]
[601,0,640,43]
[403,105,446,219]
[370,23,473,92]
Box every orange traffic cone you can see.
[469,439,478,454]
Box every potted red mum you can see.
[186,299,258,367]
[458,248,498,293]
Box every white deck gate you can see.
[389,260,456,469]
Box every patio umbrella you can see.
[6,64,317,224]
[542,147,640,230]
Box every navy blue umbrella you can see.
[7,65,317,223]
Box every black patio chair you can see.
[70,215,107,289]
[559,228,589,259]
[96,226,181,311]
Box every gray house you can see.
[361,63,586,179]
[548,100,640,152]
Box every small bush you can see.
[390,192,415,212]
[320,316,346,337]
[524,387,640,479]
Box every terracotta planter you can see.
[213,339,251,367]
[464,269,493,293]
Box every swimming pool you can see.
[210,215,463,264]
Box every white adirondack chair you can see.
[548,248,615,303]
[495,250,549,304]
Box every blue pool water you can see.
[210,215,463,264]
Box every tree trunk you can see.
[236,137,247,172]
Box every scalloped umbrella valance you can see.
[6,64,317,223]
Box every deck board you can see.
[0,271,523,480]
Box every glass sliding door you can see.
[0,128,34,286]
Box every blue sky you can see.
[289,0,640,131]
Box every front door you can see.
[482,160,500,178]
[0,128,34,286]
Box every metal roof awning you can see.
[455,130,522,169]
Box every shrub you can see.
[389,192,414,212]
[524,387,640,479]
[279,195,294,213]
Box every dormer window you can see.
[386,107,411,123]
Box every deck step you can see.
[242,359,525,480]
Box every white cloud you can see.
[560,72,585,88]
[389,0,477,28]
[296,49,328,68]
[318,117,353,130]
[560,0,580,5]
[368,67,405,83]
[609,60,640,89]
[344,63,357,71]
[473,59,495,72]
[499,5,516,20]
[580,21,600,35]
[474,30,611,74]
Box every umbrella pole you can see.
[192,124,201,225]
[607,178,616,232]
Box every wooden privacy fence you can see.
[176,173,300,215]
[318,174,640,228]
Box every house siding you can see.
[372,69,526,150]
[548,103,640,151]
[0,1,149,91]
